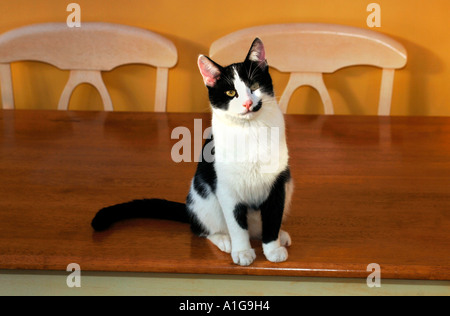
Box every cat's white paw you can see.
[231,249,256,266]
[264,246,288,263]
[280,230,292,247]
[207,233,232,253]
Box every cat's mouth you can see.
[240,101,262,116]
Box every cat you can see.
[91,38,294,266]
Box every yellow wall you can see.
[0,0,449,116]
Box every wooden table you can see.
[0,110,449,281]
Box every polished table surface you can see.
[0,110,449,280]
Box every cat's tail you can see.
[91,199,189,232]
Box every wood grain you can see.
[0,110,449,280]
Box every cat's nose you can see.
[243,100,253,110]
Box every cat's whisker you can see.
[250,64,259,81]
[246,62,254,80]
[202,103,211,112]
[273,95,284,102]
[223,74,235,87]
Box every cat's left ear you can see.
[246,38,268,69]
[198,55,222,87]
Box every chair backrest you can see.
[0,22,177,111]
[210,24,407,115]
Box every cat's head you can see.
[197,38,275,120]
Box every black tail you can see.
[91,199,189,232]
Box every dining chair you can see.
[209,24,407,115]
[0,22,178,111]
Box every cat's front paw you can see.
[207,233,232,253]
[231,249,256,266]
[264,246,288,263]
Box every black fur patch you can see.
[259,167,291,244]
[252,100,263,113]
[192,135,217,197]
[233,203,248,230]
[186,192,210,237]
[193,176,209,199]
[186,134,217,237]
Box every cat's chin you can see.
[239,111,256,118]
[212,108,261,123]
[229,110,260,122]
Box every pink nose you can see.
[243,100,253,110]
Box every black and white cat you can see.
[91,38,294,266]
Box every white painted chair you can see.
[210,24,407,115]
[0,22,177,111]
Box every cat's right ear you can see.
[198,55,221,87]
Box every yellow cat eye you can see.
[226,90,236,97]
[250,82,260,91]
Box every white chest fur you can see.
[211,102,289,205]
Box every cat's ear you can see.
[246,38,267,69]
[198,55,222,87]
